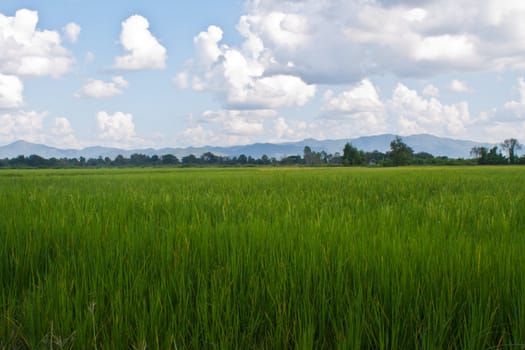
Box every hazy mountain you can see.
[0,134,493,160]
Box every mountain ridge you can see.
[0,134,493,160]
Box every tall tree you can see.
[303,146,314,165]
[487,146,506,165]
[162,154,179,165]
[389,136,413,166]
[342,143,364,166]
[501,138,522,164]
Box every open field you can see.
[1,167,525,349]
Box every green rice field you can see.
[1,167,525,349]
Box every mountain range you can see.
[0,134,493,160]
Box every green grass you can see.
[1,167,525,349]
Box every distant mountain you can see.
[0,134,493,160]
[0,140,78,159]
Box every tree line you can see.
[0,136,523,169]
[469,138,523,165]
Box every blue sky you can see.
[1,0,525,149]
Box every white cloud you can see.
[389,83,472,135]
[0,9,73,78]
[0,111,80,148]
[201,110,268,135]
[63,22,81,43]
[193,25,224,68]
[176,72,525,146]
[175,72,525,147]
[180,125,212,147]
[177,25,316,109]
[97,111,136,143]
[218,0,525,84]
[422,84,440,97]
[321,79,387,135]
[322,79,384,117]
[179,109,278,146]
[173,72,188,89]
[77,76,128,98]
[271,117,318,142]
[413,35,477,65]
[228,74,315,109]
[449,79,473,93]
[404,8,427,22]
[50,117,79,148]
[114,15,167,70]
[112,76,129,88]
[319,80,475,138]
[0,73,23,108]
[51,117,73,135]
[238,12,310,52]
[0,111,45,143]
[273,116,291,139]
[503,77,525,118]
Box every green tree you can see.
[114,155,126,166]
[470,146,488,164]
[303,146,314,165]
[201,152,220,164]
[389,136,413,166]
[161,154,179,165]
[342,143,364,166]
[182,154,198,165]
[471,146,506,165]
[487,146,506,165]
[501,138,522,164]
[260,154,270,165]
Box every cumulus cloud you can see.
[220,0,525,84]
[177,25,316,109]
[50,117,79,148]
[503,77,525,118]
[449,79,473,93]
[0,9,73,78]
[273,120,310,142]
[51,117,73,135]
[97,111,136,144]
[319,80,475,138]
[180,109,276,146]
[181,0,525,107]
[63,22,81,43]
[0,74,23,108]
[229,74,315,109]
[322,79,384,117]
[173,72,188,89]
[200,109,271,135]
[422,84,440,97]
[77,76,129,98]
[321,79,388,135]
[0,111,45,143]
[0,111,79,148]
[389,83,472,135]
[114,15,167,70]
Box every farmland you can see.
[1,167,525,349]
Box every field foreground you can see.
[1,167,525,349]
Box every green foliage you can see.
[1,167,525,348]
[342,143,365,166]
[471,146,507,165]
[501,138,522,164]
[389,136,413,166]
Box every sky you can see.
[1,0,525,149]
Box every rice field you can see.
[1,167,525,349]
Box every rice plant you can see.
[1,167,524,349]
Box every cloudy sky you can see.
[1,0,525,149]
